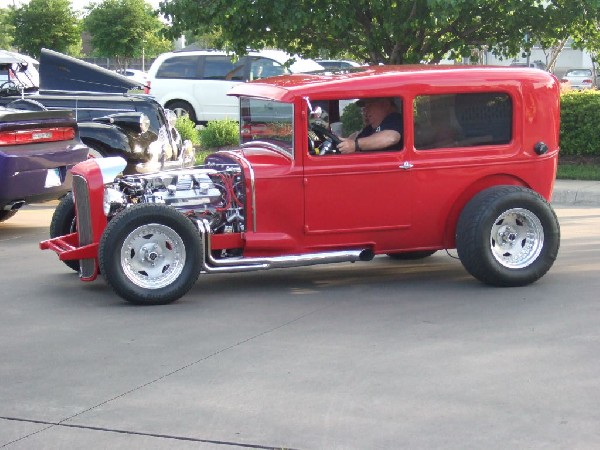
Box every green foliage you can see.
[557,163,600,180]
[200,120,239,149]
[84,0,172,66]
[195,149,212,165]
[159,0,600,65]
[0,8,15,49]
[560,90,600,156]
[340,102,363,137]
[175,115,200,146]
[10,0,81,58]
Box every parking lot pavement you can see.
[552,179,600,205]
[2,203,600,449]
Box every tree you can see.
[0,7,15,50]
[159,0,600,65]
[10,0,81,58]
[84,0,172,68]
[534,1,600,72]
[158,0,539,64]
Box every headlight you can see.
[103,187,126,216]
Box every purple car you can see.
[0,106,88,222]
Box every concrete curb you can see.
[551,180,600,206]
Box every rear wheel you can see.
[456,186,560,286]
[49,193,80,272]
[99,204,202,305]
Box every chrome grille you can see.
[72,175,95,279]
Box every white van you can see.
[146,49,323,123]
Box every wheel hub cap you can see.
[490,208,544,269]
[121,223,186,289]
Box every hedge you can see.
[560,90,600,156]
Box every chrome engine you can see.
[104,163,245,234]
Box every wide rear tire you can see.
[99,204,202,305]
[456,186,560,287]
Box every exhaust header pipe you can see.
[196,220,374,274]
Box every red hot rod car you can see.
[41,65,561,305]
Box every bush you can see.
[200,119,239,149]
[560,90,600,156]
[174,116,200,146]
[341,102,363,136]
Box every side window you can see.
[249,57,287,80]
[307,97,403,155]
[155,56,199,79]
[414,92,512,150]
[203,56,245,81]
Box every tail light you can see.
[144,81,151,94]
[583,79,592,84]
[0,127,76,146]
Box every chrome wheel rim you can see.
[121,223,186,289]
[490,208,544,269]
[172,107,189,118]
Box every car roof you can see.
[0,50,38,65]
[317,59,361,65]
[228,65,557,101]
[154,48,324,73]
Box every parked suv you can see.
[147,49,323,123]
[42,65,561,305]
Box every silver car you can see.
[561,68,595,90]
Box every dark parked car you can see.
[0,49,194,175]
[0,106,88,222]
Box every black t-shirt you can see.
[357,111,403,150]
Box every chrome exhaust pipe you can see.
[196,219,373,274]
[4,200,26,211]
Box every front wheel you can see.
[49,193,80,272]
[456,186,560,287]
[167,101,197,124]
[99,204,202,305]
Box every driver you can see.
[338,97,402,153]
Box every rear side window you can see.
[155,55,199,79]
[566,69,592,77]
[203,56,245,80]
[414,92,512,150]
[248,57,287,80]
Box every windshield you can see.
[239,97,294,157]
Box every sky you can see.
[1,0,161,11]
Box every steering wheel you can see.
[309,123,342,155]
[0,81,19,95]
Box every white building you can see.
[485,43,595,78]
